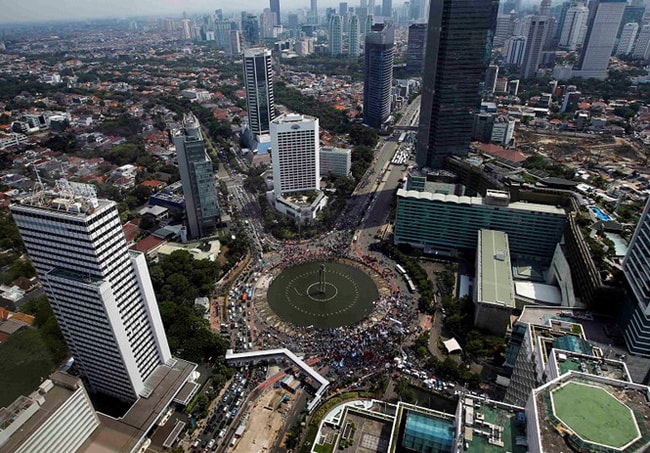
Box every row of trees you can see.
[382,243,436,313]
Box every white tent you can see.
[443,338,462,354]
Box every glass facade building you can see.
[363,23,394,129]
[243,48,276,136]
[394,189,566,261]
[416,0,498,169]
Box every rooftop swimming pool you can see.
[591,206,611,221]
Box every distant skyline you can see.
[1,0,348,24]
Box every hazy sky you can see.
[1,0,347,24]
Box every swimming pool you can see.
[591,206,611,221]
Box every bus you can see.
[398,132,406,144]
[406,278,416,293]
[395,264,407,275]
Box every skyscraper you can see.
[520,15,549,78]
[382,0,392,17]
[242,13,260,45]
[409,0,425,20]
[616,22,639,56]
[172,113,220,239]
[573,0,626,80]
[270,114,320,198]
[505,35,527,66]
[632,24,650,60]
[260,8,276,38]
[270,0,281,26]
[349,15,361,57]
[363,23,394,129]
[243,48,276,136]
[623,199,650,356]
[330,15,344,55]
[406,23,427,74]
[11,181,172,402]
[559,2,588,50]
[416,0,498,169]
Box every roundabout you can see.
[266,261,379,329]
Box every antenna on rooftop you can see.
[27,163,46,207]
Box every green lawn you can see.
[552,382,639,448]
[0,328,59,407]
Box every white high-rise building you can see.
[559,2,588,50]
[271,114,320,198]
[573,0,626,80]
[330,14,343,55]
[624,198,650,356]
[617,22,639,56]
[348,14,360,57]
[633,24,650,60]
[11,181,172,402]
[243,48,276,136]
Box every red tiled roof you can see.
[476,143,527,163]
[131,235,164,253]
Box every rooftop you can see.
[535,374,650,453]
[462,397,527,453]
[396,189,566,215]
[476,230,515,308]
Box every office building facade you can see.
[520,16,549,78]
[172,113,220,239]
[406,23,427,74]
[329,15,344,55]
[270,0,281,26]
[363,23,394,129]
[394,188,566,260]
[242,13,260,45]
[633,24,650,60]
[506,35,527,66]
[382,0,392,17]
[573,0,626,80]
[623,199,650,356]
[11,181,173,402]
[416,0,498,169]
[559,3,588,50]
[243,48,276,136]
[271,114,320,198]
[320,147,352,176]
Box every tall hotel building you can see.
[363,23,394,129]
[172,113,220,240]
[270,114,320,198]
[623,199,650,356]
[10,181,172,402]
[243,48,276,136]
[416,0,498,169]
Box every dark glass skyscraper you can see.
[416,0,498,169]
[270,0,281,26]
[406,23,427,75]
[363,23,394,129]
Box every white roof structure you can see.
[443,338,462,354]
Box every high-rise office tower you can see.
[616,22,639,56]
[539,0,551,16]
[311,0,318,13]
[633,24,650,60]
[573,0,626,80]
[363,23,394,129]
[409,0,425,20]
[11,181,173,402]
[559,2,588,50]
[494,12,516,48]
[215,20,232,49]
[270,0,281,26]
[330,15,344,55]
[260,8,276,38]
[172,113,220,239]
[382,0,392,17]
[340,2,348,14]
[619,4,645,38]
[406,23,427,74]
[349,15,361,57]
[243,48,276,136]
[270,114,320,198]
[242,13,260,45]
[506,35,527,66]
[520,15,549,78]
[416,0,498,169]
[229,29,242,55]
[485,65,499,93]
[623,199,650,356]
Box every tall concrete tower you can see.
[363,23,394,129]
[11,181,173,402]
